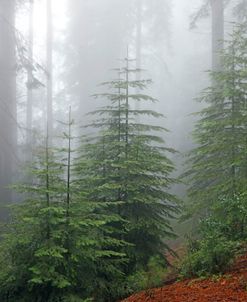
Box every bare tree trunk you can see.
[136,0,142,74]
[210,0,224,71]
[135,0,142,116]
[0,0,17,218]
[26,0,34,159]
[46,0,53,141]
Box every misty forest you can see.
[2,0,247,301]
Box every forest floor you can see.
[121,251,247,302]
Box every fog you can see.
[0,0,246,300]
[0,0,236,243]
[0,0,239,246]
[15,0,213,165]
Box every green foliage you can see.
[123,256,168,295]
[208,193,247,241]
[0,115,127,302]
[0,59,179,301]
[181,228,236,277]
[185,22,247,215]
[183,23,247,280]
[77,56,179,278]
[0,140,70,301]
[181,194,247,277]
[61,294,93,302]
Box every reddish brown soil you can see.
[121,254,247,302]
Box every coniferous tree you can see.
[0,133,68,301]
[0,111,127,301]
[185,23,247,214]
[78,56,179,274]
[65,110,127,302]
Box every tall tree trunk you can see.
[135,0,142,117]
[125,50,129,160]
[0,0,17,218]
[136,0,142,75]
[230,45,236,194]
[46,0,53,140]
[26,0,34,160]
[210,0,224,71]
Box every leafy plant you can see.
[180,194,247,277]
[124,256,168,295]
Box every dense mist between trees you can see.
[1,0,247,301]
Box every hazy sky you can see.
[16,0,213,152]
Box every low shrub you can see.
[124,255,168,296]
[180,194,247,277]
[181,233,236,277]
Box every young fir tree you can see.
[78,56,179,274]
[0,131,69,301]
[185,22,247,214]
[0,111,126,302]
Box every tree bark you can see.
[0,0,17,218]
[26,0,34,159]
[135,0,142,117]
[210,0,224,71]
[136,0,142,74]
[46,0,53,140]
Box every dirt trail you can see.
[122,254,247,302]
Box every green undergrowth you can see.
[180,194,247,279]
